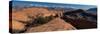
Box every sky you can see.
[11,0,97,5]
[11,0,97,10]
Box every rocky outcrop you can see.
[11,20,26,33]
[25,18,76,32]
[10,7,68,33]
[62,9,97,29]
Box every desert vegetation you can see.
[10,2,97,33]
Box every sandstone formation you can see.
[25,18,76,32]
[11,7,72,33]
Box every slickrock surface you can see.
[11,20,26,32]
[25,18,76,32]
[11,7,75,33]
[11,7,57,29]
[12,7,57,22]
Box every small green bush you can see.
[35,16,54,24]
[36,16,47,24]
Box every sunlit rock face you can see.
[11,20,26,33]
[12,7,57,18]
[11,7,66,33]
[12,12,31,22]
[25,18,76,32]
[12,7,57,22]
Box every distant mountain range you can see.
[87,8,97,11]
[11,1,97,10]
[86,8,97,14]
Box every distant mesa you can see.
[86,8,97,14]
[87,8,97,11]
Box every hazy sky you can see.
[12,0,97,5]
[12,1,96,10]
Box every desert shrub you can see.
[45,15,54,21]
[35,16,47,24]
[34,16,54,24]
